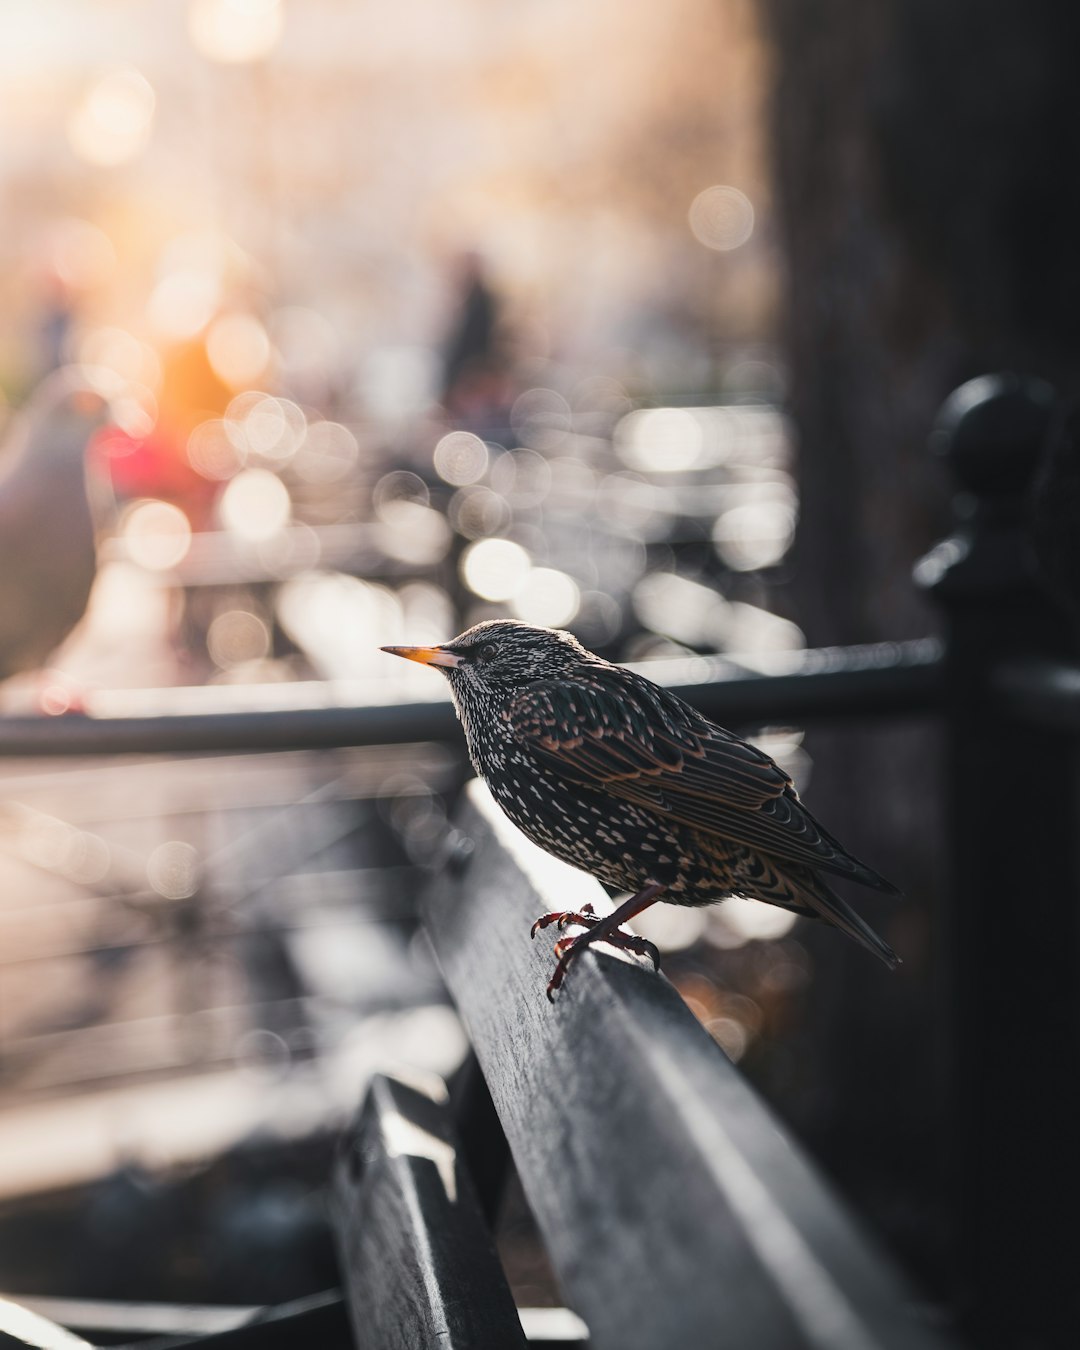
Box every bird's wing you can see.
[506,666,897,892]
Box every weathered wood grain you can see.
[423,780,954,1350]
[332,1073,527,1350]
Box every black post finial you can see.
[929,372,1056,504]
[915,373,1057,598]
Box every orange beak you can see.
[380,644,464,669]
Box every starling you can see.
[383,621,899,998]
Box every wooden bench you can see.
[0,780,955,1350]
[332,780,954,1350]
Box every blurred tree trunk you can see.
[759,0,1080,1319]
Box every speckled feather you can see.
[393,620,899,967]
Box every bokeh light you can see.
[633,572,729,649]
[147,270,220,341]
[187,418,246,481]
[726,602,804,659]
[398,581,456,645]
[121,500,193,571]
[147,841,200,901]
[448,485,513,540]
[713,496,797,572]
[188,0,284,65]
[376,500,453,566]
[276,574,406,681]
[720,898,797,942]
[511,567,580,627]
[616,407,706,473]
[67,67,155,167]
[225,393,306,463]
[633,905,708,954]
[688,185,755,252]
[461,538,531,602]
[206,313,272,389]
[433,431,489,486]
[146,231,246,339]
[16,811,111,884]
[207,609,272,668]
[373,471,429,516]
[219,467,292,541]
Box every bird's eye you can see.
[476,643,497,662]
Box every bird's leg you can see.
[531,900,661,968]
[544,882,667,1001]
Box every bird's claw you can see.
[541,918,661,1001]
[529,901,596,939]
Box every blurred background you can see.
[2,0,1078,1335]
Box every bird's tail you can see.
[788,864,900,969]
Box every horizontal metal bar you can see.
[0,640,943,759]
[0,703,460,758]
[989,658,1080,729]
[650,637,943,725]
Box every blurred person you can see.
[439,251,514,435]
[98,328,229,532]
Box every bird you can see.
[0,368,112,685]
[382,620,900,998]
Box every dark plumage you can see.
[383,621,899,997]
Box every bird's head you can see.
[382,620,594,699]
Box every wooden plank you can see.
[423,781,955,1350]
[332,1073,528,1350]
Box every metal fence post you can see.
[917,374,1080,1349]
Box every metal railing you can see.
[0,637,943,759]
